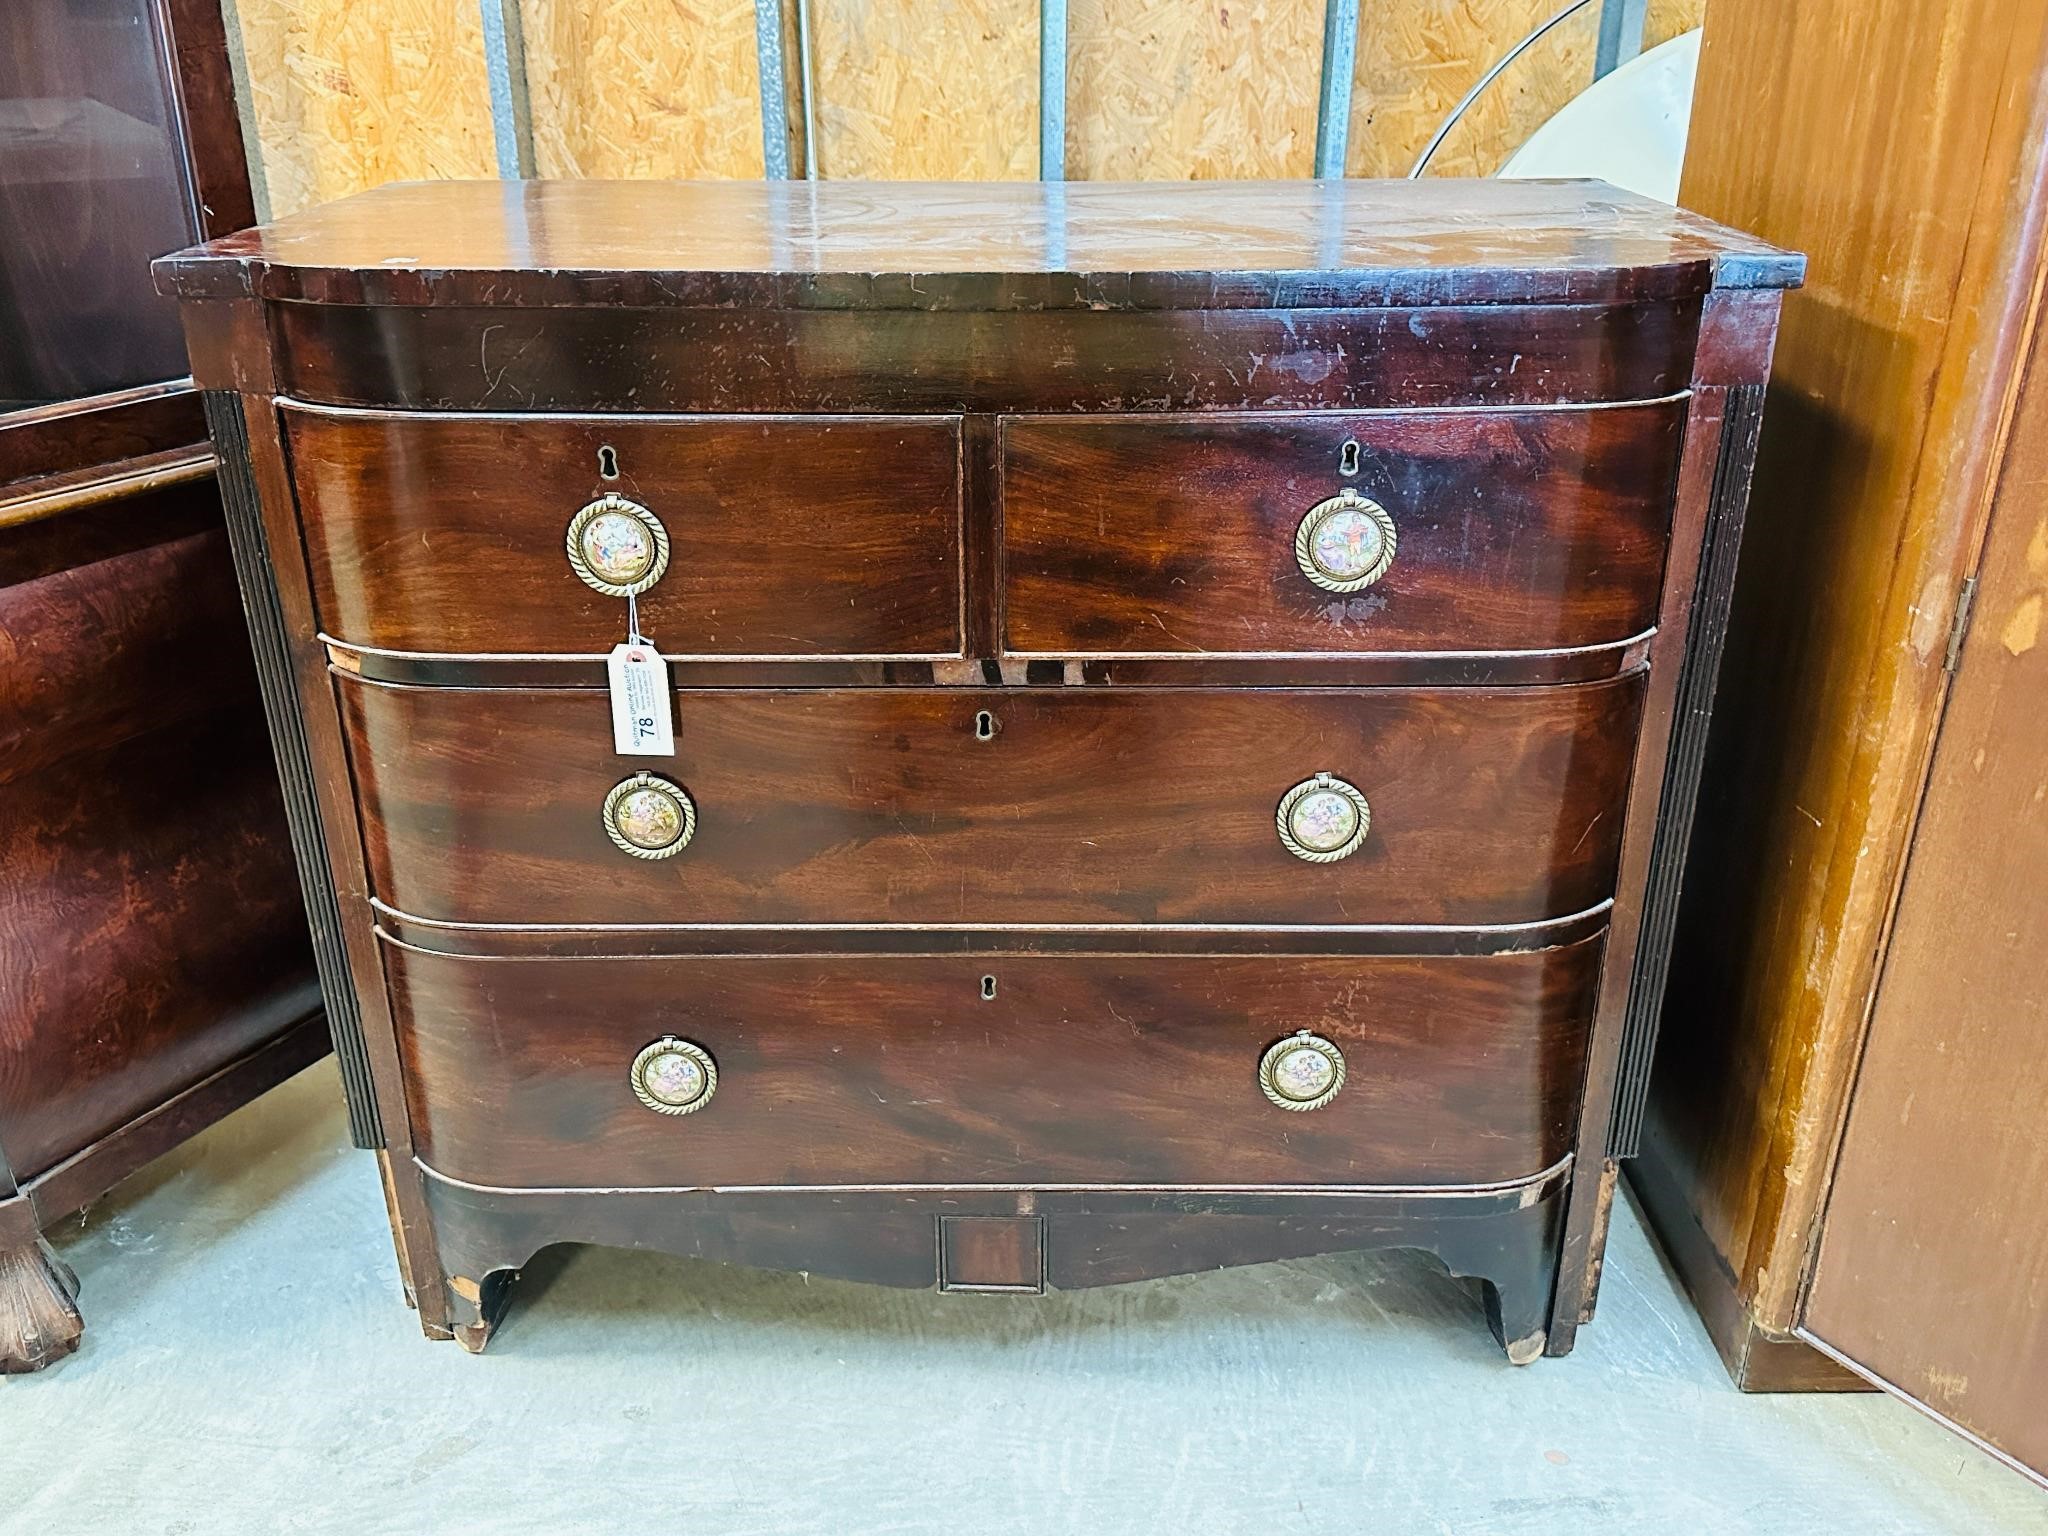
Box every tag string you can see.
[626,592,643,646]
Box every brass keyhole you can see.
[597,444,620,479]
[1338,439,1361,477]
[974,710,997,742]
[980,975,998,1000]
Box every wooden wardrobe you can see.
[0,0,325,1372]
[1634,0,2048,1488]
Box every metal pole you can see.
[754,0,792,179]
[1594,0,1649,79]
[477,0,534,179]
[795,0,819,177]
[1039,0,1067,181]
[1313,0,1360,179]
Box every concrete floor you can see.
[6,1060,2045,1535]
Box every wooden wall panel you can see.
[1065,0,1324,180]
[1639,0,2048,1348]
[810,0,1037,179]
[522,0,764,179]
[1350,0,1706,180]
[232,0,496,217]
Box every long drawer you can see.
[341,677,1642,928]
[283,405,965,658]
[385,938,1604,1190]
[1000,400,1684,658]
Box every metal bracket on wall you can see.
[1594,0,1650,79]
[754,0,794,178]
[1313,0,1361,178]
[1040,0,1068,181]
[750,0,819,178]
[477,0,535,179]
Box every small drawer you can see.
[341,676,1642,929]
[385,939,1603,1190]
[283,404,964,658]
[1000,400,1684,658]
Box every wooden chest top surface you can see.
[153,177,1803,310]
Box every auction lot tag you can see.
[607,642,674,755]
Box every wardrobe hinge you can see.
[1943,575,1979,674]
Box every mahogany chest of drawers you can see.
[157,179,1798,1360]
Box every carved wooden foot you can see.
[1480,1276,1551,1366]
[0,1240,83,1374]
[1432,1188,1566,1365]
[445,1268,518,1354]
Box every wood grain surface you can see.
[158,178,1792,1359]
[285,406,963,657]
[261,301,1703,416]
[418,1173,1568,1354]
[386,937,1603,1189]
[341,677,1643,928]
[1799,257,2048,1480]
[0,527,315,1178]
[1646,0,2048,1342]
[1002,401,1683,656]
[153,178,1802,309]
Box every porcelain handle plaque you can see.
[631,1037,718,1115]
[1259,1030,1346,1112]
[1294,488,1396,593]
[1276,772,1371,863]
[602,772,697,859]
[567,493,670,597]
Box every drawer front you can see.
[284,406,964,658]
[387,939,1603,1190]
[343,678,1642,927]
[1001,401,1684,657]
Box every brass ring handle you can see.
[567,492,670,597]
[630,1036,717,1115]
[602,772,697,859]
[1295,488,1396,593]
[1259,1030,1346,1112]
[1276,773,1371,863]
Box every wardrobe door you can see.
[1797,333,2048,1487]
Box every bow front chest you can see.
[158,179,1798,1359]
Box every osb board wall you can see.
[1350,0,1704,178]
[1065,0,1326,180]
[232,0,1710,214]
[523,0,764,179]
[810,0,1038,179]
[232,0,496,217]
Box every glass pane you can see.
[0,0,202,410]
